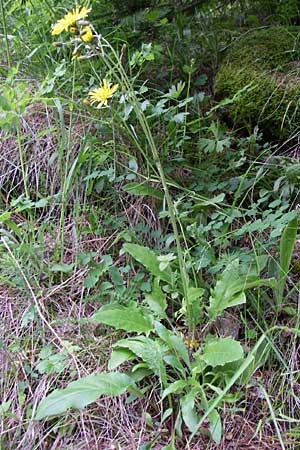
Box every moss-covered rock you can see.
[214,27,300,138]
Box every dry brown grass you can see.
[0,102,91,202]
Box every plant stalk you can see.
[99,39,192,335]
[0,0,11,68]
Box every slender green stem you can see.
[0,0,11,68]
[17,125,29,198]
[257,384,285,450]
[183,68,192,141]
[59,61,76,261]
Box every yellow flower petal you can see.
[51,5,91,36]
[51,19,69,35]
[88,79,119,108]
[80,25,93,43]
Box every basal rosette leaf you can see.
[35,373,135,420]
[92,303,153,333]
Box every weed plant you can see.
[0,1,300,449]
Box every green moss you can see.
[214,27,300,138]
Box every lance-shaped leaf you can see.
[277,217,298,304]
[208,259,275,320]
[123,243,172,283]
[208,259,246,320]
[122,182,164,201]
[181,387,200,433]
[35,373,135,420]
[145,278,167,318]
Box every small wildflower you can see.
[80,25,93,42]
[88,79,119,108]
[51,6,91,36]
[185,339,199,350]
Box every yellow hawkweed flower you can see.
[51,6,91,36]
[88,79,119,108]
[184,339,199,350]
[80,25,93,42]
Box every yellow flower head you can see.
[88,79,119,108]
[80,25,93,42]
[51,6,91,36]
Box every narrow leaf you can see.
[145,278,167,318]
[181,388,200,432]
[277,217,298,303]
[122,182,164,201]
[123,243,172,283]
[209,409,222,444]
[154,321,190,368]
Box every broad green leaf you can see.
[113,336,167,384]
[108,348,135,370]
[209,409,222,444]
[122,182,164,201]
[84,274,99,288]
[187,287,205,304]
[202,337,244,368]
[109,266,123,286]
[145,278,167,318]
[92,304,153,333]
[123,243,172,283]
[34,198,48,208]
[181,388,200,432]
[35,373,135,420]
